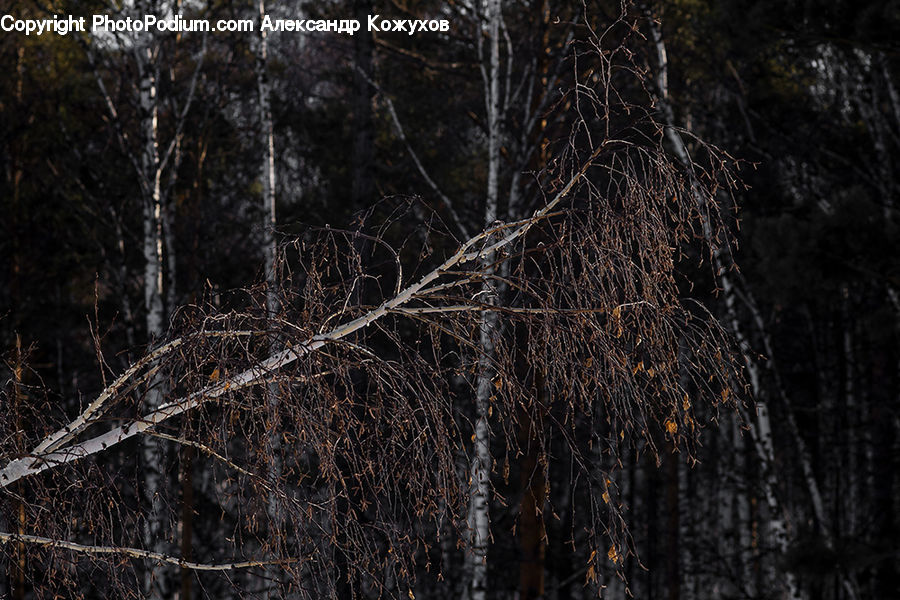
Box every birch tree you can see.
[5,1,898,598]
[81,1,206,596]
[2,56,741,600]
[645,7,879,599]
[464,1,502,598]
[646,13,803,599]
[255,1,284,596]
[0,3,749,598]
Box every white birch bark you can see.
[134,21,168,600]
[466,2,502,599]
[0,531,291,571]
[134,16,170,598]
[0,144,601,489]
[255,1,283,596]
[134,2,204,595]
[257,0,277,320]
[5,23,201,600]
[0,119,610,600]
[646,15,801,600]
[739,282,862,600]
[651,17,870,600]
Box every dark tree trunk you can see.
[871,351,897,598]
[518,371,548,600]
[665,447,680,600]
[180,445,194,600]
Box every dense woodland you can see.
[1,1,898,599]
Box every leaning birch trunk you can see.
[137,23,169,600]
[256,1,282,596]
[645,15,801,600]
[465,1,502,598]
[0,138,602,490]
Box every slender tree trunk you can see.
[12,336,26,600]
[113,213,138,351]
[137,23,169,599]
[180,445,193,600]
[484,0,501,230]
[6,42,26,600]
[664,446,679,600]
[258,0,277,313]
[727,281,798,600]
[735,420,754,597]
[744,285,862,599]
[647,14,801,599]
[518,372,547,600]
[466,3,502,599]
[256,1,282,596]
[708,419,725,599]
[646,452,658,600]
[467,302,497,600]
[516,4,552,597]
[163,148,179,317]
[679,457,697,600]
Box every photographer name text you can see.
[1,14,449,36]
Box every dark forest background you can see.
[1,1,898,599]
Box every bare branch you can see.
[0,532,295,572]
[0,143,605,489]
[358,67,472,240]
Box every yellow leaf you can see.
[602,491,610,504]
[682,395,690,411]
[585,356,594,368]
[665,419,678,434]
[408,590,415,600]
[586,565,597,584]
[209,368,220,382]
[494,378,503,390]
[607,545,619,563]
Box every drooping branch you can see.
[0,141,608,490]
